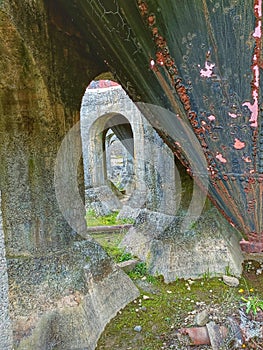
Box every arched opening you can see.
[80,79,147,216]
[105,126,135,196]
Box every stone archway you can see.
[81,81,178,217]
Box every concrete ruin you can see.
[81,83,244,282]
[81,81,177,216]
[0,0,259,349]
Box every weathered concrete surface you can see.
[85,185,122,216]
[0,1,139,349]
[0,0,104,255]
[8,240,139,350]
[0,193,13,350]
[120,208,244,282]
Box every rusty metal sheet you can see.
[65,0,263,251]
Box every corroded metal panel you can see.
[136,0,263,252]
[70,0,262,251]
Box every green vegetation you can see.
[241,294,263,315]
[86,209,134,227]
[90,230,134,263]
[94,231,263,350]
[97,274,250,350]
[127,262,160,285]
[103,245,133,263]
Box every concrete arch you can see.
[81,84,148,213]
[83,112,138,189]
[81,82,177,216]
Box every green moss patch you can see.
[86,209,134,227]
[95,234,263,350]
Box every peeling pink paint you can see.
[243,82,259,127]
[200,61,215,78]
[208,114,215,121]
[216,153,227,163]
[234,138,246,150]
[255,0,262,17]
[253,64,260,87]
[228,112,238,118]
[243,156,252,163]
[242,0,262,129]
[253,21,262,38]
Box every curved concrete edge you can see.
[16,268,139,350]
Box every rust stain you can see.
[137,0,263,252]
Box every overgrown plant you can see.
[86,208,134,226]
[241,295,263,315]
[128,262,160,284]
[103,245,134,263]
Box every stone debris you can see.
[117,259,139,273]
[222,275,239,287]
[195,309,210,326]
[134,325,142,332]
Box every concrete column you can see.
[0,193,13,350]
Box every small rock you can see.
[195,309,209,326]
[117,259,139,273]
[143,295,150,300]
[222,275,239,287]
[134,325,142,332]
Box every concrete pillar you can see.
[0,193,13,350]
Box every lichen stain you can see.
[234,138,246,150]
[200,61,215,78]
[216,153,227,163]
